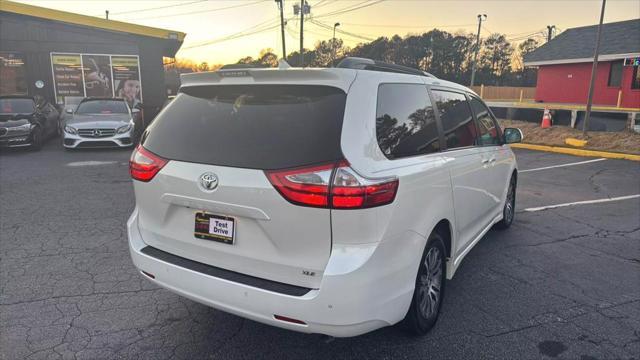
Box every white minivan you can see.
[127,57,523,337]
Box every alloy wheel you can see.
[504,178,515,224]
[418,247,442,319]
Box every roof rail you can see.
[336,57,436,78]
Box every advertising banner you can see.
[112,56,143,109]
[50,53,142,106]
[51,54,84,101]
[82,54,113,97]
[0,52,27,96]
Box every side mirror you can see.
[503,127,523,144]
[131,108,140,114]
[65,108,73,114]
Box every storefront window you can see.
[632,66,640,90]
[607,61,622,87]
[0,52,27,95]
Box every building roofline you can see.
[524,52,640,66]
[0,0,186,42]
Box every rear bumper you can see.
[127,208,417,337]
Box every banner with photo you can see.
[112,56,143,110]
[51,54,84,102]
[82,54,113,98]
[50,53,142,106]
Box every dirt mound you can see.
[500,120,640,155]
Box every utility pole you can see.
[470,14,486,87]
[583,0,606,136]
[105,10,109,20]
[275,0,286,59]
[332,22,340,67]
[299,0,305,67]
[546,25,556,42]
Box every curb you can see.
[511,143,640,161]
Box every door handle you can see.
[482,157,496,165]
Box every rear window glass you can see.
[0,98,35,114]
[431,90,477,149]
[142,85,347,170]
[76,100,128,114]
[376,84,440,159]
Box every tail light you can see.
[265,160,398,209]
[129,144,168,182]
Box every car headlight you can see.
[7,123,32,132]
[116,124,132,134]
[64,125,77,134]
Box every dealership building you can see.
[0,0,185,120]
[524,19,640,109]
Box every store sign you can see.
[50,53,143,107]
[623,57,640,66]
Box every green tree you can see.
[479,33,514,84]
[197,62,210,72]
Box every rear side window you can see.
[376,84,440,159]
[431,90,477,149]
[469,97,501,146]
[142,85,346,170]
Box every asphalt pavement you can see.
[1,141,639,360]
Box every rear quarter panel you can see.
[336,72,456,278]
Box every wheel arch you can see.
[432,219,452,260]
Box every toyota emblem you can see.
[199,172,219,191]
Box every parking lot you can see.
[1,142,638,360]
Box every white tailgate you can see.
[134,160,332,288]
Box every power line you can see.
[106,0,206,17]
[310,19,375,41]
[182,17,282,50]
[313,0,387,18]
[313,0,331,9]
[123,0,266,21]
[338,22,476,29]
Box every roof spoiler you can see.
[337,57,436,78]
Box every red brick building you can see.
[524,19,640,109]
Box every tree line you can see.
[165,29,541,89]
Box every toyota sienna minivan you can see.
[127,57,523,337]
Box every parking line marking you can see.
[523,194,640,212]
[66,161,118,167]
[520,158,607,173]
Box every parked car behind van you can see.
[62,97,137,149]
[127,58,523,337]
[0,95,59,150]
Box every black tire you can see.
[403,232,447,335]
[30,127,43,151]
[495,174,517,230]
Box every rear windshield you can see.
[76,100,128,114]
[142,85,347,170]
[0,98,35,114]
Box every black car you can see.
[0,95,60,150]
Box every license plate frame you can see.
[194,212,235,245]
